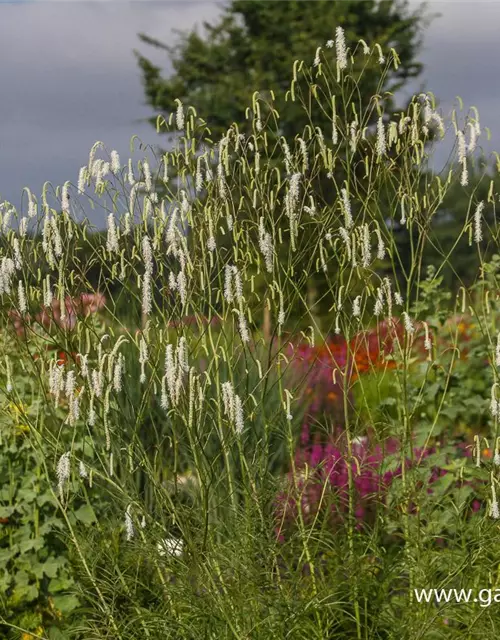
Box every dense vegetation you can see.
[2,25,500,640]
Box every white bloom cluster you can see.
[125,504,135,541]
[19,218,28,237]
[106,214,119,253]
[375,227,386,260]
[91,159,110,189]
[258,217,274,273]
[56,451,71,499]
[376,117,386,157]
[164,208,190,306]
[61,182,70,214]
[238,303,250,343]
[27,192,37,218]
[142,235,154,316]
[335,26,348,70]
[284,173,302,222]
[175,99,185,130]
[110,150,120,175]
[207,214,216,252]
[12,238,22,270]
[374,287,384,316]
[161,337,189,409]
[223,265,249,342]
[139,336,148,384]
[42,215,63,267]
[491,483,500,520]
[17,280,27,314]
[223,264,243,304]
[474,201,484,243]
[127,158,135,186]
[221,381,245,434]
[402,311,414,334]
[43,275,53,308]
[113,353,125,392]
[491,383,500,418]
[63,369,80,426]
[195,155,204,193]
[143,160,152,192]
[303,195,316,217]
[49,360,66,406]
[277,289,285,326]
[457,131,467,164]
[77,167,88,197]
[313,46,321,67]
[298,138,308,172]
[360,224,371,268]
[91,368,104,399]
[353,295,362,318]
[420,94,445,138]
[383,277,393,318]
[340,187,353,228]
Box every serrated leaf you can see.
[18,537,44,554]
[52,593,79,614]
[49,576,74,593]
[17,488,37,502]
[73,504,97,525]
[0,505,16,518]
[10,582,39,604]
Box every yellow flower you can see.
[7,401,27,424]
[21,629,44,640]
[16,424,30,434]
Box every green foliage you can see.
[135,0,431,141]
[6,20,500,640]
[0,353,78,637]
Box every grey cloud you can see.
[0,2,221,218]
[2,1,500,221]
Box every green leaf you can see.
[0,505,16,518]
[48,576,74,593]
[0,547,18,564]
[10,582,39,604]
[18,537,44,554]
[39,516,65,536]
[430,472,456,495]
[37,491,58,508]
[52,593,80,614]
[48,628,72,640]
[32,557,65,579]
[73,504,97,525]
[17,488,38,502]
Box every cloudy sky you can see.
[0,1,499,226]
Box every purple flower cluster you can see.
[275,323,484,540]
[275,428,482,540]
[275,434,403,538]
